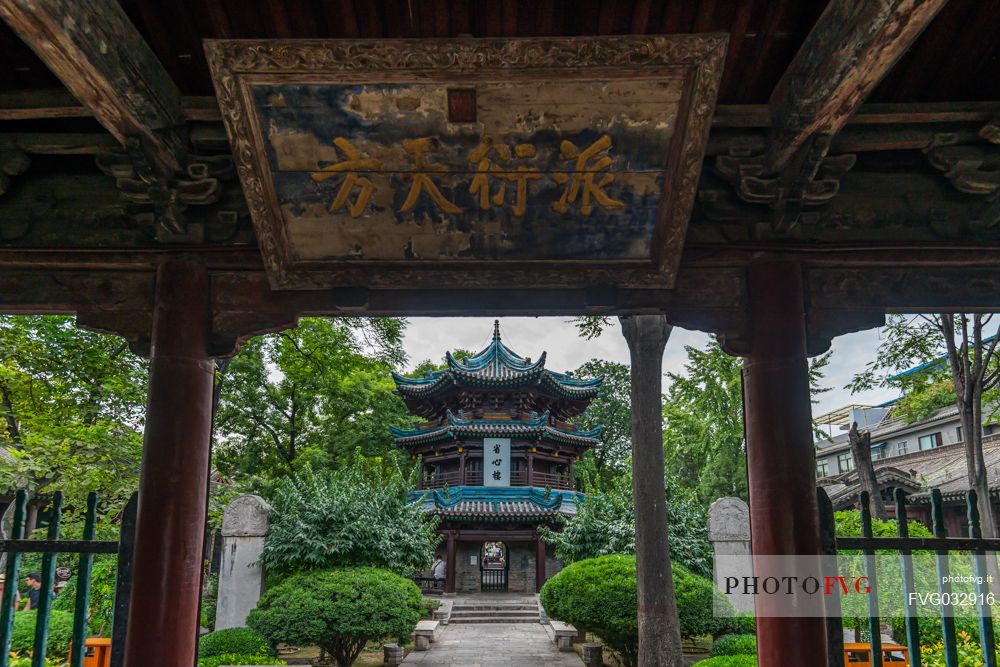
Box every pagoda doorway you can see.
[480,541,509,592]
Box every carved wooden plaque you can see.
[206,37,727,290]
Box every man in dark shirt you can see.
[21,572,52,611]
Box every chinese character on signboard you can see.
[484,437,510,487]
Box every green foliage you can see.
[572,360,632,477]
[213,318,411,478]
[893,379,956,424]
[197,654,286,667]
[711,634,757,656]
[260,460,439,577]
[541,470,712,578]
[247,567,424,667]
[663,341,748,506]
[10,610,74,658]
[834,510,933,540]
[540,555,734,667]
[51,556,118,636]
[540,555,639,667]
[6,653,63,667]
[891,615,995,651]
[198,627,273,658]
[691,656,758,667]
[199,574,219,631]
[0,315,146,512]
[920,630,993,667]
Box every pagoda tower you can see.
[391,321,603,594]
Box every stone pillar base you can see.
[383,643,404,665]
[415,635,431,651]
[582,642,604,667]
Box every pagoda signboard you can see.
[484,437,511,487]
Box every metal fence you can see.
[819,486,1000,667]
[0,489,135,667]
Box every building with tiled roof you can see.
[815,403,1000,536]
[392,321,601,595]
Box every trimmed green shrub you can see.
[541,554,639,666]
[715,613,756,637]
[198,626,273,658]
[711,634,757,656]
[247,567,423,667]
[692,656,758,667]
[673,561,734,639]
[10,610,75,658]
[540,555,735,667]
[197,654,286,667]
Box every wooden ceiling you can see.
[1,0,998,104]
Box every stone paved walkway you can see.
[401,623,585,667]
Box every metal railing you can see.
[0,489,136,667]
[819,487,1000,667]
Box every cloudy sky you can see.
[401,317,898,425]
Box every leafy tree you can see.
[409,348,475,376]
[572,359,631,476]
[213,317,411,478]
[258,459,439,577]
[540,469,712,578]
[247,567,424,667]
[849,313,1000,540]
[0,316,146,529]
[663,341,747,506]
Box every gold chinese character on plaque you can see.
[468,138,541,216]
[551,135,625,215]
[399,137,463,214]
[310,137,382,218]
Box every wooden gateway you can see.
[1,0,999,665]
[392,321,602,593]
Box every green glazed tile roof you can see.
[391,410,602,449]
[392,320,602,401]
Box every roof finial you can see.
[493,319,500,341]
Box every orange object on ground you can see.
[70,637,111,667]
[844,642,909,666]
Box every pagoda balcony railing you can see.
[422,470,573,489]
[531,471,573,490]
[422,471,462,489]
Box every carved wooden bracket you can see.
[925,123,1000,228]
[96,140,235,242]
[714,134,855,232]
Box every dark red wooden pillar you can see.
[444,531,457,594]
[534,531,546,592]
[124,260,214,667]
[742,261,826,665]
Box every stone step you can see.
[448,614,541,624]
[450,610,541,618]
[452,605,539,612]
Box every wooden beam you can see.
[768,0,949,170]
[0,0,186,171]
